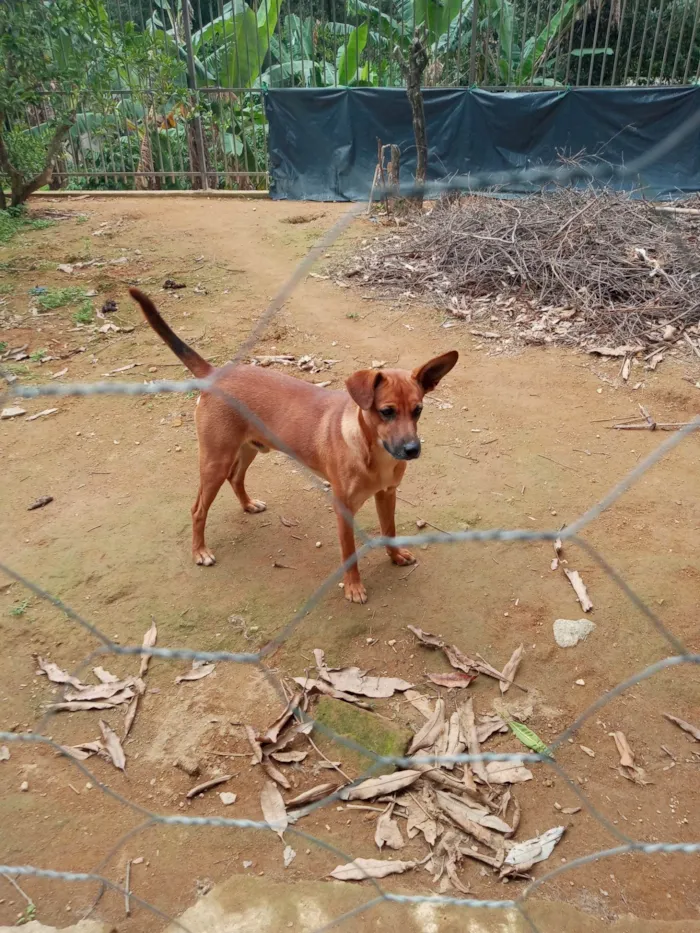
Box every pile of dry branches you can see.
[347,189,700,350]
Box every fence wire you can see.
[2,142,700,933]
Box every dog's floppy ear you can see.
[413,351,459,393]
[346,370,383,410]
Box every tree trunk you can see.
[0,121,72,208]
[401,30,429,206]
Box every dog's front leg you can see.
[375,487,416,566]
[332,498,367,604]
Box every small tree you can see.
[0,0,111,209]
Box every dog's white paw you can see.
[244,499,267,514]
[194,547,216,566]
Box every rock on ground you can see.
[553,618,596,648]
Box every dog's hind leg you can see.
[229,442,266,514]
[191,458,230,565]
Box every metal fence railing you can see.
[4,0,700,190]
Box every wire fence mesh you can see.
[2,112,700,931]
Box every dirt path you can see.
[1,198,699,931]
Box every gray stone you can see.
[553,618,596,648]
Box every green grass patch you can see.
[72,300,94,324]
[38,287,85,311]
[0,208,54,244]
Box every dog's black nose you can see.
[403,440,421,459]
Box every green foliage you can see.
[30,349,48,362]
[10,599,30,617]
[0,210,54,243]
[38,287,86,310]
[73,301,95,323]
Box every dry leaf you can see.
[64,680,136,702]
[407,625,445,648]
[404,791,439,846]
[443,644,477,674]
[286,783,336,807]
[500,644,524,694]
[610,731,650,784]
[0,746,10,762]
[245,725,263,763]
[504,826,565,869]
[262,760,292,790]
[457,698,488,783]
[99,719,126,772]
[94,667,119,684]
[564,569,593,612]
[283,845,296,868]
[36,657,84,690]
[271,750,308,764]
[175,662,215,683]
[610,731,635,768]
[562,807,581,815]
[139,620,157,677]
[435,792,508,852]
[293,677,367,707]
[476,717,508,743]
[664,713,700,742]
[260,780,288,839]
[580,745,595,758]
[50,689,135,711]
[267,720,314,754]
[321,667,413,698]
[428,672,477,689]
[280,516,298,528]
[58,742,104,761]
[484,760,533,784]
[341,770,421,801]
[408,698,445,754]
[442,711,463,770]
[123,695,140,738]
[404,689,435,719]
[329,857,416,881]
[375,804,405,850]
[260,693,303,744]
[187,775,232,799]
[438,791,512,833]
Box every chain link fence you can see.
[2,130,700,929]
[4,0,700,193]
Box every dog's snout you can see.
[403,439,421,459]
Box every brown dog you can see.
[129,288,458,604]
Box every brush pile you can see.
[345,189,700,351]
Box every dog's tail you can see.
[128,288,213,379]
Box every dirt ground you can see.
[1,197,699,932]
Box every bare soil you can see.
[1,198,699,932]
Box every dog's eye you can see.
[379,407,396,421]
[412,406,423,420]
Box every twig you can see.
[305,733,352,782]
[1,872,34,907]
[537,454,578,473]
[684,332,700,359]
[124,859,131,918]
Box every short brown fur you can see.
[129,288,458,604]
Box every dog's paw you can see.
[390,547,416,566]
[194,547,216,566]
[344,580,368,604]
[244,499,267,514]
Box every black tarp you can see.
[265,86,700,200]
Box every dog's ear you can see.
[346,370,383,410]
[413,351,459,393]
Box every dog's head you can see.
[345,351,459,461]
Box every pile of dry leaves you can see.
[344,190,700,355]
[241,632,570,889]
